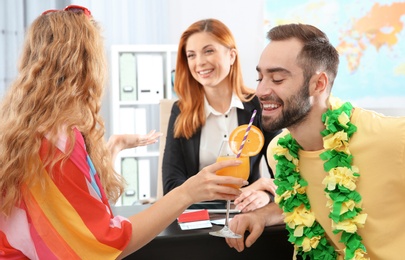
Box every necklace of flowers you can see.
[273,96,368,260]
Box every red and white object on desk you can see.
[177,209,212,230]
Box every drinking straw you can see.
[236,109,257,158]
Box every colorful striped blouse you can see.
[0,128,132,259]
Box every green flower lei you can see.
[273,97,368,260]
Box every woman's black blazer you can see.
[162,96,281,195]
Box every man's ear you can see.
[310,72,328,95]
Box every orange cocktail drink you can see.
[209,112,263,239]
[215,124,263,189]
[216,156,250,189]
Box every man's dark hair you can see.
[267,23,339,89]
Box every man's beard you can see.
[262,81,312,132]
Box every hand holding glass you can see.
[209,140,249,238]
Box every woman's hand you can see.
[233,177,276,212]
[178,159,249,204]
[107,130,163,162]
[132,130,163,147]
[234,190,271,212]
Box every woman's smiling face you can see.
[185,32,236,89]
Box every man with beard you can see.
[225,23,405,260]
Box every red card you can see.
[178,209,210,223]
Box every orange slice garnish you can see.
[229,124,264,157]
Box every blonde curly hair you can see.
[0,10,124,216]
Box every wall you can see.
[263,0,405,117]
[0,0,24,98]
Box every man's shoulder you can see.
[269,129,290,147]
[266,129,290,171]
[354,107,405,128]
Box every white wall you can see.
[0,0,25,98]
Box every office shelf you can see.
[110,44,177,205]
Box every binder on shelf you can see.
[138,159,151,199]
[119,107,135,133]
[134,107,147,153]
[136,54,164,101]
[119,52,137,101]
[118,107,149,153]
[121,157,139,205]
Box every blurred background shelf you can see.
[110,44,177,205]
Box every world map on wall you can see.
[264,0,405,108]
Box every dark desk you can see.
[113,205,294,260]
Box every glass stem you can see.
[225,200,230,227]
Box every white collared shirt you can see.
[199,94,244,170]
